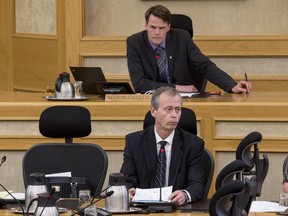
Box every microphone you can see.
[0,184,26,216]
[70,190,114,216]
[153,54,159,92]
[159,147,164,202]
[0,156,6,167]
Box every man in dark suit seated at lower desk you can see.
[120,86,205,206]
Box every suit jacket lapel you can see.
[143,31,159,81]
[166,32,175,82]
[143,126,158,187]
[169,128,183,186]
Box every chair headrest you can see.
[39,106,91,138]
[143,107,197,135]
[236,131,262,170]
[171,14,193,38]
[216,160,246,190]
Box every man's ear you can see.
[151,106,157,118]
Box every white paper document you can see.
[132,186,173,202]
[179,93,199,98]
[250,201,287,212]
[45,171,72,177]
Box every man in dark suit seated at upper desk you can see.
[127,5,251,94]
[120,86,205,206]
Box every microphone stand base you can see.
[132,202,176,213]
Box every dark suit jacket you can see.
[127,29,237,93]
[120,125,205,203]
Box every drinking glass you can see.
[74,81,83,98]
[84,205,97,216]
[79,190,91,209]
[279,193,288,213]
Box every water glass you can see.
[279,193,288,213]
[79,190,91,209]
[84,205,97,216]
[74,81,83,98]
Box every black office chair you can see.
[215,160,246,191]
[235,131,269,196]
[22,106,108,197]
[170,14,207,93]
[209,180,247,216]
[143,107,214,199]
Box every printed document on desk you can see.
[132,186,173,202]
[180,93,199,98]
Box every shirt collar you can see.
[154,126,174,145]
[149,40,166,51]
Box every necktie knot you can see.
[159,141,167,150]
[156,46,164,55]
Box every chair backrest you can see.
[170,14,207,93]
[209,180,247,216]
[143,107,214,199]
[202,148,215,199]
[171,14,193,38]
[23,105,108,196]
[215,160,246,191]
[22,143,108,196]
[238,178,258,215]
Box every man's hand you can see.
[176,85,199,93]
[231,80,252,94]
[128,188,136,201]
[168,190,186,206]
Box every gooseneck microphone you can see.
[0,183,26,216]
[0,156,26,216]
[70,191,114,216]
[0,156,6,167]
[153,55,159,92]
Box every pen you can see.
[244,73,249,93]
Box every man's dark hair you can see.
[145,5,171,24]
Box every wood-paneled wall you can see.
[1,0,288,92]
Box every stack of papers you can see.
[132,186,172,202]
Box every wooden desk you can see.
[0,208,280,216]
[0,91,288,152]
[0,91,288,201]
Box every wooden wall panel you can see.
[13,37,59,92]
[0,0,13,91]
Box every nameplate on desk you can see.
[105,94,152,102]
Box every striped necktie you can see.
[155,47,168,83]
[154,141,167,188]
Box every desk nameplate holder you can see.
[105,94,152,102]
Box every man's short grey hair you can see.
[151,86,182,110]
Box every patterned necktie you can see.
[154,141,167,188]
[155,47,168,83]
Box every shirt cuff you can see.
[182,190,191,203]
